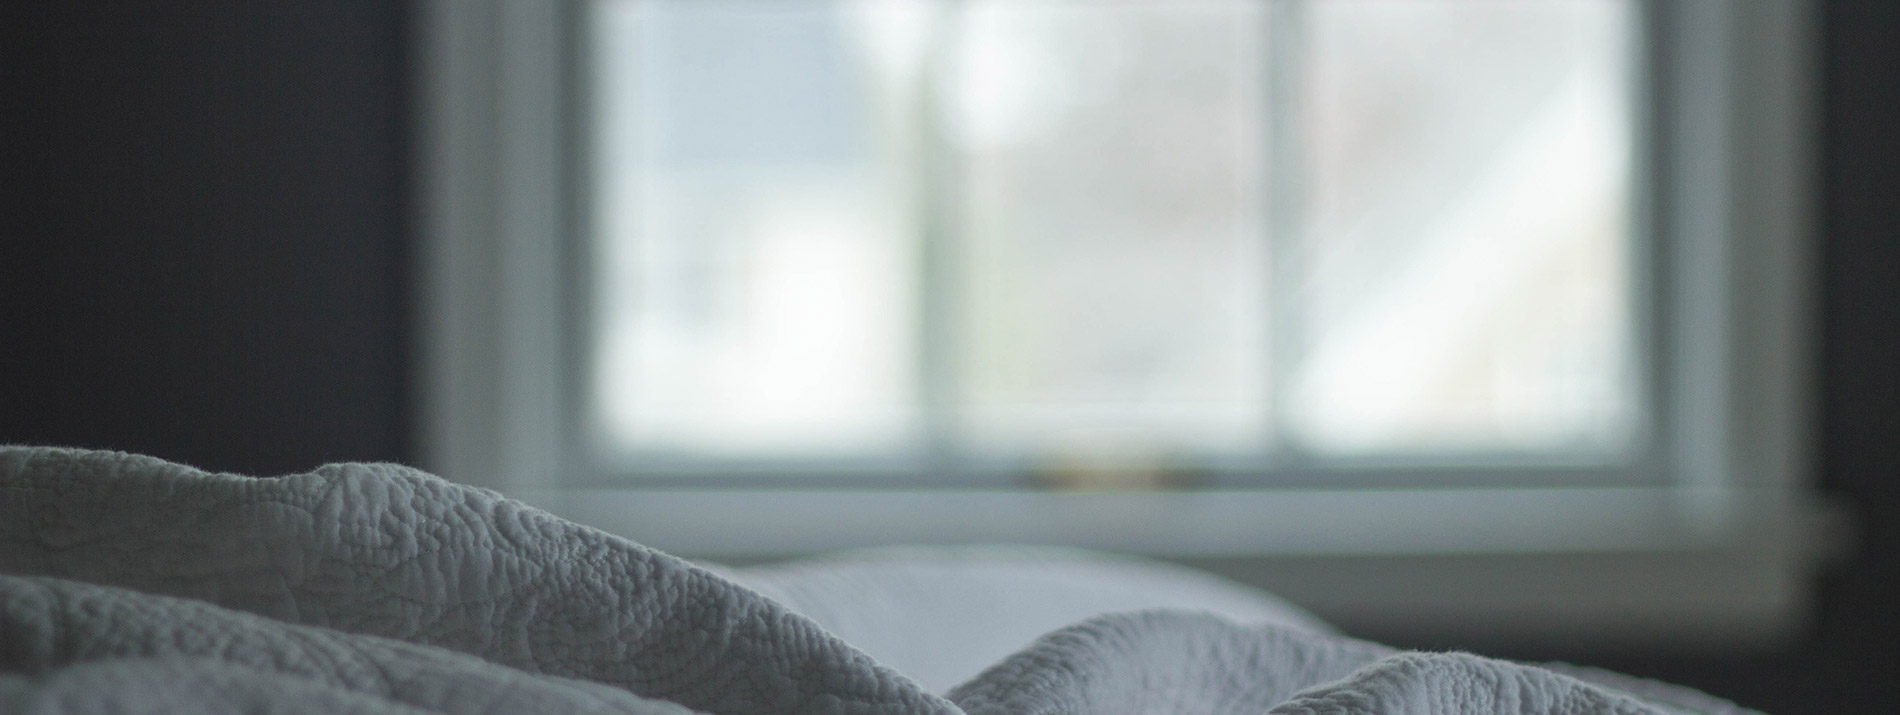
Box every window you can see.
[419,0,1825,647]
[587,0,1639,482]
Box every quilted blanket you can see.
[0,447,1762,715]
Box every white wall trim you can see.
[417,0,569,493]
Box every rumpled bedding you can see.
[0,447,1762,715]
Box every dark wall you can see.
[1,2,410,475]
[1,2,1894,713]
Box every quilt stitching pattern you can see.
[0,447,1764,715]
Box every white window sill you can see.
[532,485,1827,558]
[522,485,1843,652]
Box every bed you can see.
[0,446,1761,714]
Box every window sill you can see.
[525,485,1842,651]
[532,485,1832,558]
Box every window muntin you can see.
[586,0,1639,478]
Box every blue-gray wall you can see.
[1,2,410,474]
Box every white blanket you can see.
[0,447,1761,715]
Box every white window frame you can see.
[416,0,1834,650]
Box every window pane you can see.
[588,0,1641,473]
[591,0,924,457]
[1287,0,1637,456]
[949,1,1271,457]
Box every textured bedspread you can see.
[0,447,1761,715]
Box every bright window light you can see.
[587,0,1638,475]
